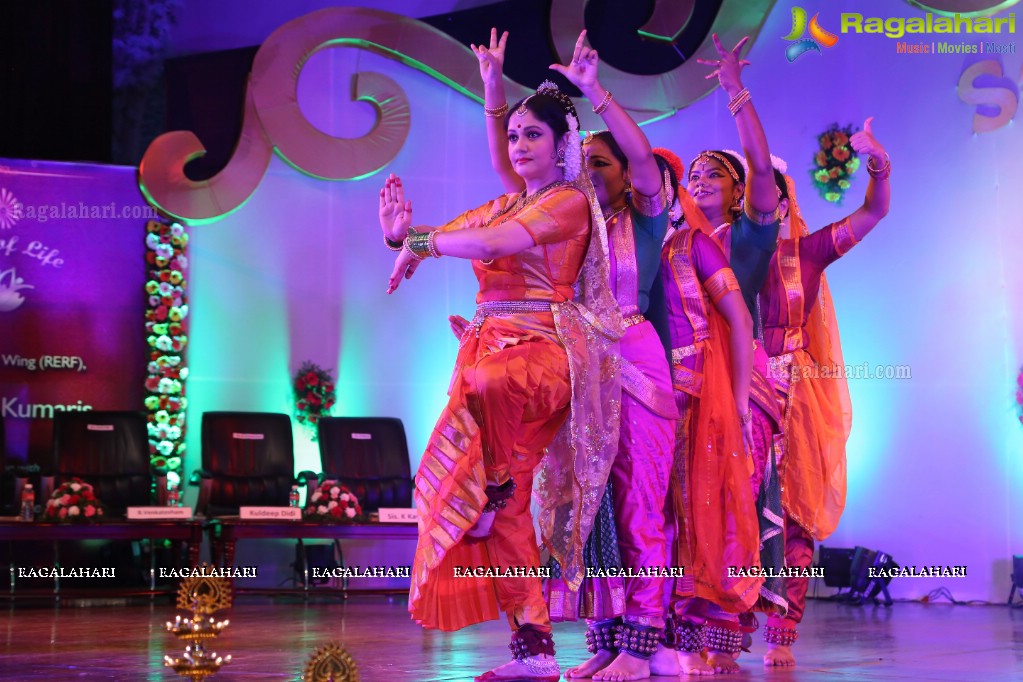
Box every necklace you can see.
[602,206,627,223]
[485,180,569,228]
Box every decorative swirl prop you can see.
[139,3,774,223]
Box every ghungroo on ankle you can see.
[584,619,618,654]
[704,622,743,654]
[763,625,798,646]
[614,621,660,659]
[483,478,516,513]
[663,617,704,653]
[508,624,556,660]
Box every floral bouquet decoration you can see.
[811,123,860,204]
[43,478,105,522]
[293,361,336,439]
[303,480,363,523]
[144,219,189,487]
[1016,366,1023,426]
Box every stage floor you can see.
[0,596,1019,680]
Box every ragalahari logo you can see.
[783,7,839,61]
[0,188,23,229]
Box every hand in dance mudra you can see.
[698,33,752,90]
[548,30,599,91]
[448,314,470,339]
[850,117,887,167]
[471,27,507,88]
[378,174,419,293]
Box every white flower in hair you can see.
[563,114,583,182]
[770,154,788,174]
[721,149,749,179]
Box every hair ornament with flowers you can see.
[720,149,750,181]
[520,80,583,182]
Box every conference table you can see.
[0,517,203,596]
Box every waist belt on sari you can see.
[622,314,646,328]
[671,343,701,364]
[768,352,796,395]
[468,299,554,336]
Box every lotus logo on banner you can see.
[783,7,840,61]
[0,188,23,229]
[0,268,33,312]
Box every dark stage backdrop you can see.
[0,159,151,471]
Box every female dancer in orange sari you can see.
[759,119,890,667]
[662,34,787,675]
[473,29,677,680]
[380,81,622,682]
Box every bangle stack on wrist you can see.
[727,88,751,117]
[383,234,403,251]
[404,230,431,261]
[740,408,753,425]
[426,230,442,258]
[484,102,509,118]
[866,153,891,181]
[592,90,613,115]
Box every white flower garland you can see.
[563,113,583,182]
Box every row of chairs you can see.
[2,412,414,517]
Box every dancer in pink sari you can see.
[760,119,890,667]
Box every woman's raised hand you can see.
[379,174,412,243]
[549,30,601,98]
[850,117,886,166]
[472,28,508,90]
[697,34,751,97]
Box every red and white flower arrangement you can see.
[303,480,362,522]
[43,478,105,522]
[293,361,336,438]
[144,219,189,488]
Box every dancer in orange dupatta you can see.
[759,120,890,667]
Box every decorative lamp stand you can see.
[164,566,233,680]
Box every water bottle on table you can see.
[20,484,35,522]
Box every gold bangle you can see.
[404,232,430,260]
[727,88,751,116]
[484,102,509,118]
[592,90,613,115]
[383,234,403,251]
[740,409,753,425]
[426,230,442,258]
[867,153,891,179]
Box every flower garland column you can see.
[144,219,189,489]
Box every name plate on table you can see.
[127,506,194,520]
[378,508,417,523]
[240,506,302,520]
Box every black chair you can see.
[195,411,296,516]
[46,411,162,515]
[313,417,413,512]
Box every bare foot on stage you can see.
[677,651,715,676]
[763,643,796,667]
[565,649,616,678]
[649,644,680,676]
[592,652,649,681]
[706,651,740,674]
[475,655,560,681]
